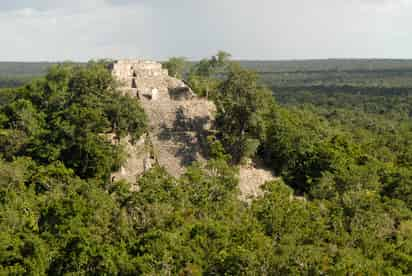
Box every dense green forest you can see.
[5,59,412,88]
[0,62,75,88]
[241,59,412,88]
[2,56,412,274]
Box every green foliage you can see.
[162,57,187,79]
[207,135,231,162]
[0,61,84,88]
[0,63,147,180]
[1,56,412,274]
[241,59,412,88]
[190,51,231,78]
[215,64,275,163]
[187,51,232,98]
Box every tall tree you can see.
[187,51,232,99]
[215,64,275,163]
[162,57,187,79]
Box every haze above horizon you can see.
[1,0,412,61]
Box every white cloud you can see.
[0,0,411,61]
[0,0,150,61]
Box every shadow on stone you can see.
[168,86,195,101]
[157,107,211,167]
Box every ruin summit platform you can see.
[109,60,169,100]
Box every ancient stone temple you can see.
[108,59,277,198]
[109,60,169,100]
[110,59,168,80]
[109,59,213,185]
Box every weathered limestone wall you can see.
[110,59,175,100]
[110,59,168,84]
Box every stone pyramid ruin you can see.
[110,60,215,185]
[109,59,277,197]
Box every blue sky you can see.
[0,0,411,61]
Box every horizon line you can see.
[3,57,412,63]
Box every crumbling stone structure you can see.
[110,59,168,80]
[109,60,168,100]
[109,59,210,184]
[108,59,277,198]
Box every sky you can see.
[0,0,411,61]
